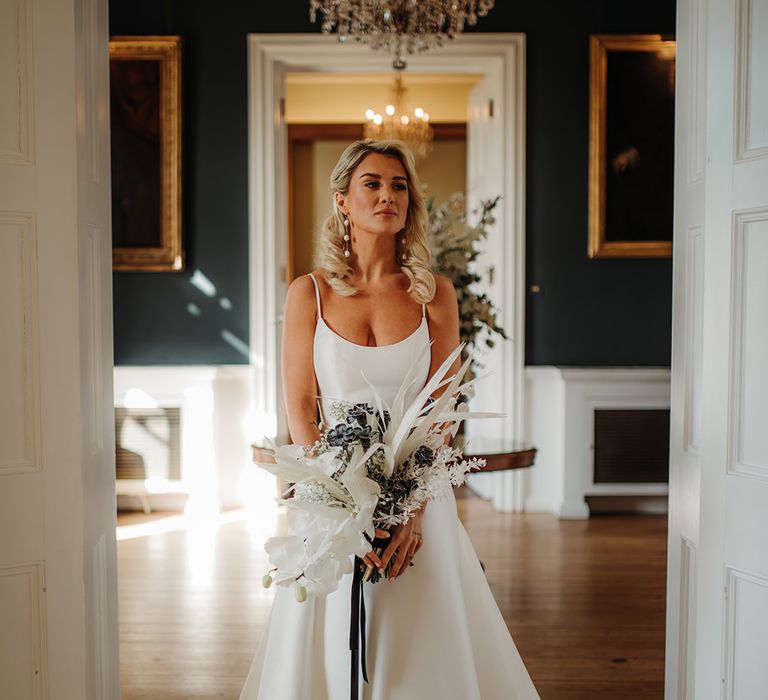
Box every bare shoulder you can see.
[286,272,316,300]
[285,273,319,322]
[428,274,458,318]
[433,273,457,298]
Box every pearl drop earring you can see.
[343,216,351,258]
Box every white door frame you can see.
[246,34,527,488]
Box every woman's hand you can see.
[380,503,426,581]
[361,528,390,571]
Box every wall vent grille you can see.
[115,407,181,480]
[594,409,670,483]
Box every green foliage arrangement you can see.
[427,192,508,389]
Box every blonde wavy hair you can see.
[315,139,436,304]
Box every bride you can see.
[240,139,540,699]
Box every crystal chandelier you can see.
[309,1,495,70]
[363,74,434,160]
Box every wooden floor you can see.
[117,488,667,699]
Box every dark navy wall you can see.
[110,0,675,367]
[110,2,313,365]
[512,2,676,366]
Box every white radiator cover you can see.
[113,365,258,511]
[524,366,671,518]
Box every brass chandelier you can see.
[363,74,433,160]
[309,1,495,70]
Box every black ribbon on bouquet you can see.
[349,556,369,699]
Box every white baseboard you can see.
[586,495,669,515]
[558,501,591,520]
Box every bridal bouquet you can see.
[255,340,500,602]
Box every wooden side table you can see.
[451,434,537,472]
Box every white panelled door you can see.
[667,0,768,697]
[0,0,119,698]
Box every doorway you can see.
[247,33,528,510]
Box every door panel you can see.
[668,0,768,697]
[0,0,119,697]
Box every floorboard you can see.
[117,488,667,699]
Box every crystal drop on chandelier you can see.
[309,1,495,70]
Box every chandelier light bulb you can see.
[422,112,430,122]
[414,107,424,118]
[385,104,395,116]
[373,113,383,125]
[401,115,410,125]
[365,108,375,120]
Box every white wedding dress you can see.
[239,273,540,700]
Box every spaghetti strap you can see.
[308,272,323,320]
[421,303,426,319]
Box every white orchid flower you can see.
[265,507,365,594]
[257,438,348,501]
[331,513,373,559]
[303,558,340,595]
[264,535,306,585]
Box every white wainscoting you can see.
[524,367,671,519]
[113,366,258,512]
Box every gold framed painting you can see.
[109,36,183,271]
[588,34,676,259]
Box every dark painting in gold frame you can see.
[109,36,183,271]
[588,34,675,259]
